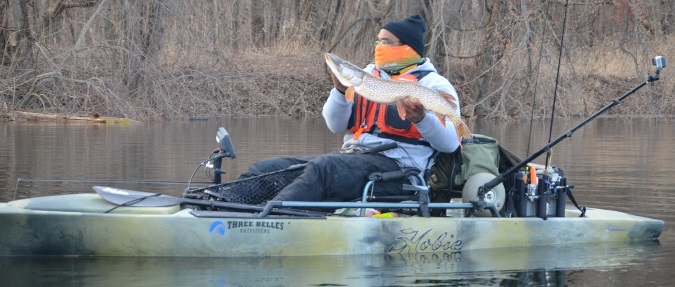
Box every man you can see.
[241,14,461,203]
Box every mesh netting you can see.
[197,165,304,204]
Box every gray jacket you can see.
[322,59,461,170]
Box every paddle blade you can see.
[93,186,181,207]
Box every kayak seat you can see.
[361,167,431,217]
[360,148,465,217]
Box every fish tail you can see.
[457,122,473,139]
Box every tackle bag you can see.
[429,134,501,193]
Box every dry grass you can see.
[1,0,673,121]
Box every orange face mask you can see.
[374,45,422,73]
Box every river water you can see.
[1,117,674,286]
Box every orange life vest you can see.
[347,70,432,145]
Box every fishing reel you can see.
[521,164,570,219]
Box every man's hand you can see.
[330,73,348,94]
[397,97,426,123]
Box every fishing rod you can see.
[526,1,554,156]
[544,0,570,170]
[475,56,667,209]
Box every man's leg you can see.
[272,153,406,202]
[238,156,316,179]
[226,156,316,204]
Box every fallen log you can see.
[2,110,140,126]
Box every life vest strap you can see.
[377,133,431,146]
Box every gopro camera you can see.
[653,56,666,70]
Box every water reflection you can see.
[0,118,342,201]
[1,118,674,286]
[0,241,659,287]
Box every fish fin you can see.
[345,87,355,102]
[457,122,473,139]
[435,113,446,127]
[437,91,458,111]
[396,101,407,120]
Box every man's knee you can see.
[240,157,294,178]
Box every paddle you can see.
[93,186,325,217]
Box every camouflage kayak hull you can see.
[0,193,663,257]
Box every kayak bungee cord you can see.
[104,192,163,213]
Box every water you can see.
[1,118,674,286]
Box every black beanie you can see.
[382,15,427,57]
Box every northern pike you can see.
[324,53,472,139]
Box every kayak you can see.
[0,187,663,257]
[0,124,666,257]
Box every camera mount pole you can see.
[475,58,666,211]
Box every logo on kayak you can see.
[386,228,462,254]
[226,220,285,234]
[209,221,227,235]
[209,220,286,235]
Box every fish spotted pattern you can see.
[324,53,472,139]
